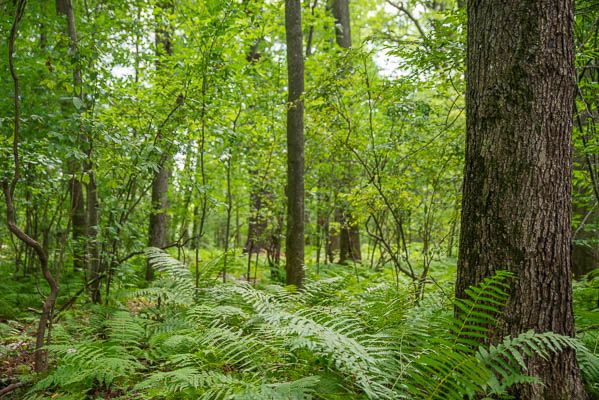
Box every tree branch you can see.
[385,0,426,39]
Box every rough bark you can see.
[456,0,586,398]
[146,0,173,281]
[284,0,305,288]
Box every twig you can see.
[385,0,426,39]
[0,382,26,397]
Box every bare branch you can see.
[385,0,426,39]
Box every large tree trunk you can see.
[284,0,305,288]
[146,0,173,281]
[456,0,586,398]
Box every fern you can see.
[33,342,143,392]
[135,368,319,399]
[23,253,596,400]
[404,272,580,400]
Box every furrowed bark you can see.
[457,0,586,398]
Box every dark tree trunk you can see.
[69,174,86,271]
[339,214,361,263]
[59,0,88,272]
[244,42,273,257]
[146,0,173,281]
[284,0,305,288]
[331,0,361,264]
[245,172,269,254]
[331,0,351,48]
[457,0,586,398]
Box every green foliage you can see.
[1,0,598,398]
[16,252,595,400]
[573,269,599,397]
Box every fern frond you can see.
[143,247,195,304]
[106,310,145,349]
[405,271,579,400]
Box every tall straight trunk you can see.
[457,0,586,398]
[60,0,101,299]
[339,215,361,263]
[147,161,169,281]
[331,0,360,264]
[176,142,194,252]
[330,0,351,48]
[146,0,173,281]
[86,160,101,303]
[284,0,305,288]
[69,173,86,270]
[57,0,88,272]
[244,43,273,257]
[245,171,269,254]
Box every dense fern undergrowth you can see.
[1,249,599,399]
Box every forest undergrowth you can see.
[1,248,599,399]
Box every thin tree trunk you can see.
[4,0,59,372]
[284,0,305,288]
[67,124,86,272]
[331,0,351,48]
[146,0,173,281]
[58,0,88,272]
[331,0,361,264]
[456,0,586,398]
[245,174,268,253]
[86,159,101,303]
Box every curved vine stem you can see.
[3,0,59,372]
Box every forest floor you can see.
[1,248,598,399]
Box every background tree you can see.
[284,0,305,288]
[146,0,174,281]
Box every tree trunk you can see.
[339,215,361,263]
[146,0,173,281]
[284,0,305,288]
[147,161,169,280]
[69,172,86,271]
[58,0,88,272]
[245,173,269,254]
[456,0,586,398]
[86,161,101,303]
[331,0,361,264]
[330,0,351,48]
